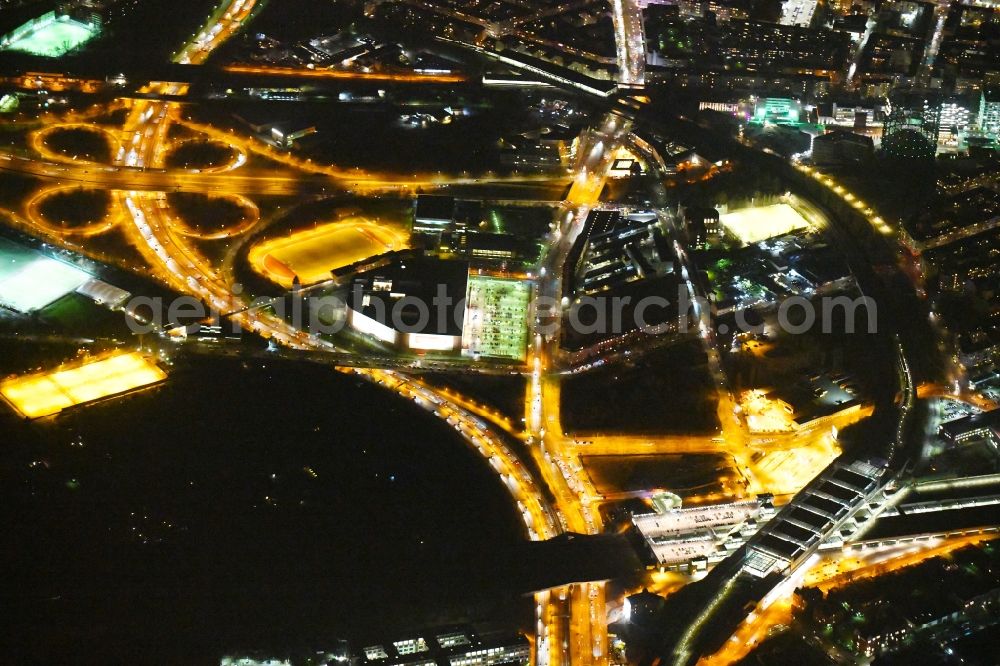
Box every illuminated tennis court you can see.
[249,218,409,287]
[719,203,811,245]
[1,12,98,58]
[1,352,167,419]
[0,239,91,312]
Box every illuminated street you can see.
[3,0,1000,664]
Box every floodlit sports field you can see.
[462,276,530,360]
[0,238,90,312]
[1,13,98,58]
[249,218,409,287]
[1,352,166,419]
[719,203,811,245]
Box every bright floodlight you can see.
[719,203,811,245]
[0,256,90,313]
[1,12,99,58]
[1,352,167,419]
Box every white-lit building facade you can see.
[346,258,468,353]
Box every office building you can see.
[811,130,874,166]
[683,206,721,249]
[413,195,456,234]
[357,627,530,666]
[938,407,1000,446]
[882,96,941,159]
[979,88,1000,136]
[632,496,776,571]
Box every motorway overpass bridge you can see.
[0,152,571,200]
[0,153,342,195]
[0,52,475,96]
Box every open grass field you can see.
[583,454,737,496]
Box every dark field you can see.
[0,355,530,662]
[562,341,719,434]
[43,128,112,163]
[583,453,737,496]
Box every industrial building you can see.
[346,258,468,352]
[357,627,529,666]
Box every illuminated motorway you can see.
[1,125,571,197]
[0,153,341,195]
[127,19,587,666]
[0,2,967,665]
[0,3,587,665]
[221,63,467,83]
[609,0,646,86]
[525,112,633,666]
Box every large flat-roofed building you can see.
[357,626,529,666]
[723,22,848,72]
[632,496,776,571]
[779,0,818,27]
[413,195,455,234]
[0,352,167,419]
[979,88,1000,136]
[220,642,351,665]
[742,458,886,578]
[462,275,529,361]
[571,209,673,296]
[346,258,468,352]
[500,140,563,172]
[811,130,874,166]
[445,231,527,263]
[751,97,802,124]
[560,208,684,356]
[938,407,1000,446]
